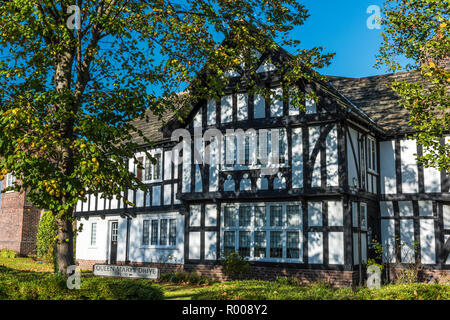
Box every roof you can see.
[130,63,447,146]
[328,71,422,135]
[128,108,177,146]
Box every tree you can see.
[0,1,333,274]
[376,0,449,172]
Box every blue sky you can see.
[287,0,389,78]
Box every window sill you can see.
[139,245,177,250]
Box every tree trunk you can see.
[55,216,74,274]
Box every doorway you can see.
[109,221,118,264]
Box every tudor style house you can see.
[74,45,450,286]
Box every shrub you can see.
[0,249,18,259]
[0,267,164,300]
[221,251,250,280]
[36,211,57,262]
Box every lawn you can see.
[0,255,448,300]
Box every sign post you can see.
[93,264,159,279]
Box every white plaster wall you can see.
[308,126,321,188]
[326,125,339,187]
[380,140,396,194]
[221,95,232,123]
[400,139,418,193]
[420,219,436,264]
[207,99,216,125]
[127,212,185,264]
[328,200,343,226]
[347,127,359,189]
[400,219,415,263]
[76,215,123,262]
[270,87,283,117]
[291,127,303,188]
[328,232,344,264]
[381,219,396,263]
[308,231,323,264]
[237,93,248,121]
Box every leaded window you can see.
[270,231,282,258]
[254,231,266,258]
[142,220,150,245]
[287,205,300,227]
[151,220,158,245]
[287,231,300,259]
[270,206,282,226]
[169,219,177,246]
[239,206,251,227]
[160,219,168,245]
[224,206,235,227]
[239,231,251,257]
[254,206,266,227]
[224,231,235,256]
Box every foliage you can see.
[370,239,423,284]
[0,249,18,259]
[221,251,250,280]
[0,265,163,300]
[0,0,334,274]
[159,271,216,285]
[376,0,449,172]
[36,211,58,262]
[193,280,450,300]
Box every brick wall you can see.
[0,186,41,255]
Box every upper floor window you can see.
[367,137,377,172]
[143,152,162,182]
[5,173,16,190]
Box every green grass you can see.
[1,255,448,300]
[159,283,205,300]
[0,256,163,300]
[0,256,53,273]
[192,279,450,300]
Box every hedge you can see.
[0,266,164,300]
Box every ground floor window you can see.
[143,217,177,247]
[221,202,302,262]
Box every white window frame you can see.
[139,214,178,249]
[221,202,303,263]
[367,136,377,173]
[135,149,163,183]
[221,128,289,171]
[5,173,16,192]
[90,222,97,247]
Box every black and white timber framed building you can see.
[75,43,450,285]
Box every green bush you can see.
[159,271,216,285]
[221,251,250,280]
[0,249,18,259]
[0,266,164,300]
[36,211,57,262]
